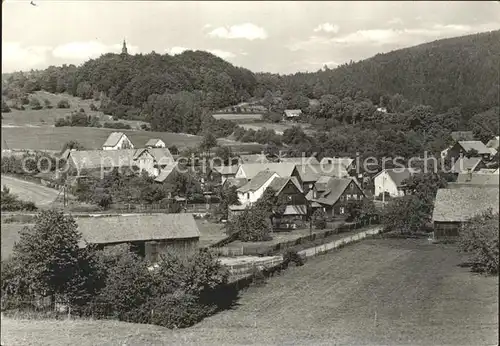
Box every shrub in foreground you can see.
[458,211,499,275]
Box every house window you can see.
[340,207,345,214]
[287,195,292,202]
[353,194,357,200]
[246,192,250,199]
[346,194,351,200]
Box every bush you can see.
[140,123,151,131]
[283,250,304,267]
[57,99,70,109]
[43,98,52,109]
[227,207,272,242]
[1,99,11,113]
[1,185,38,211]
[458,211,499,275]
[103,122,132,130]
[55,117,69,127]
[312,209,327,229]
[89,103,98,111]
[30,97,43,110]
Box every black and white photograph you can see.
[1,1,499,345]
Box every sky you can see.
[2,1,500,74]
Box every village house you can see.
[445,140,491,161]
[373,168,418,198]
[267,176,308,228]
[432,186,499,240]
[283,109,302,120]
[102,132,134,150]
[222,177,248,190]
[154,162,179,185]
[311,177,366,218]
[67,147,174,178]
[451,157,487,174]
[76,213,200,263]
[291,163,349,193]
[237,170,280,205]
[145,138,166,148]
[234,163,296,180]
[208,165,240,185]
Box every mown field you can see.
[211,113,263,122]
[1,175,61,207]
[1,239,497,345]
[1,91,147,129]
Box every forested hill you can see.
[255,30,500,116]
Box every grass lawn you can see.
[212,113,263,122]
[1,222,32,261]
[1,239,497,345]
[1,175,62,207]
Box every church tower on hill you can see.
[121,39,128,55]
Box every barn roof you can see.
[76,213,200,247]
[103,132,126,148]
[284,109,302,117]
[320,157,354,169]
[145,138,164,147]
[213,165,240,175]
[267,176,303,194]
[432,187,499,222]
[455,172,499,186]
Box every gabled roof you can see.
[213,165,240,175]
[238,163,296,180]
[145,138,165,147]
[320,157,354,169]
[103,132,127,148]
[456,141,491,155]
[451,157,484,174]
[238,170,278,193]
[315,175,333,192]
[432,187,499,222]
[313,178,363,206]
[133,147,174,163]
[486,136,499,150]
[154,162,179,183]
[451,131,474,141]
[279,157,320,165]
[238,154,269,164]
[267,176,303,195]
[284,109,302,117]
[455,172,499,186]
[77,213,200,247]
[374,168,418,187]
[293,163,348,183]
[282,205,307,216]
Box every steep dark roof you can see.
[267,176,303,195]
[432,187,499,222]
[238,171,277,193]
[313,178,363,206]
[76,213,200,247]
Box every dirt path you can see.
[1,175,61,207]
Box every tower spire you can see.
[122,39,128,55]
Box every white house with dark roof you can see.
[446,140,491,161]
[145,138,166,148]
[235,163,296,180]
[373,168,418,198]
[237,170,280,205]
[102,132,134,150]
[76,213,200,262]
[312,177,366,217]
[283,109,302,120]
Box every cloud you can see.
[313,23,340,34]
[289,22,500,50]
[2,42,52,72]
[208,23,268,40]
[202,24,213,30]
[52,41,139,60]
[167,46,236,59]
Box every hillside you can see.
[255,30,500,117]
